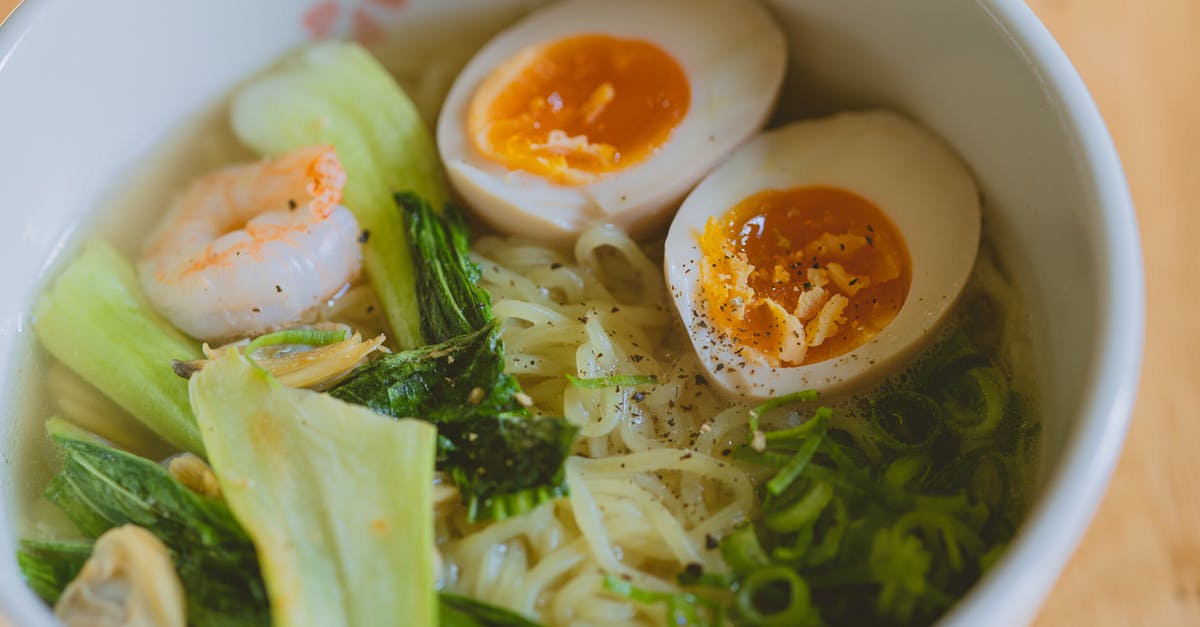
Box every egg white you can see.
[665,110,982,399]
[437,0,786,242]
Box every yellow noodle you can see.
[440,226,758,626]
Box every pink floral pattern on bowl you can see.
[303,0,408,44]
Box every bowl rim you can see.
[0,0,1144,625]
[939,1,1142,624]
[0,0,70,623]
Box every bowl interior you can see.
[0,0,1140,625]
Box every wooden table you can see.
[1,0,1196,624]
[1027,1,1200,625]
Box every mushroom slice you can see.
[54,525,186,627]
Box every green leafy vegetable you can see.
[19,419,548,627]
[331,198,578,521]
[190,349,439,627]
[445,411,578,521]
[15,539,91,605]
[27,417,267,626]
[330,321,522,424]
[22,537,547,627]
[566,374,659,389]
[439,592,545,627]
[32,240,204,453]
[231,41,446,350]
[330,322,577,522]
[401,192,494,343]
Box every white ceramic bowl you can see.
[0,1,1142,625]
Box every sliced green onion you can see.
[764,407,832,448]
[882,454,932,491]
[894,510,986,572]
[734,566,816,627]
[765,480,832,533]
[913,331,976,387]
[721,524,771,575]
[566,374,658,389]
[816,437,865,473]
[912,492,989,528]
[940,365,1007,438]
[765,431,826,496]
[969,453,1011,510]
[732,447,793,469]
[602,576,712,626]
[930,449,1013,510]
[871,391,942,450]
[768,524,814,565]
[979,542,1008,572]
[748,390,819,433]
[800,496,848,567]
[244,328,350,358]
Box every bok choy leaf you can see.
[19,418,548,627]
[330,322,578,522]
[33,240,204,454]
[330,198,578,522]
[189,349,439,627]
[401,192,493,344]
[25,417,267,627]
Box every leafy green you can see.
[401,192,494,343]
[439,592,545,627]
[15,539,91,605]
[21,535,546,627]
[333,197,578,522]
[190,349,439,627]
[444,411,577,521]
[29,417,268,626]
[231,41,446,350]
[20,419,549,626]
[33,240,204,453]
[330,321,522,424]
[330,322,577,522]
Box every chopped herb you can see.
[664,332,1027,627]
[243,328,349,364]
[603,575,722,626]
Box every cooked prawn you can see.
[139,145,363,341]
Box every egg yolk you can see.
[467,34,690,185]
[698,186,912,367]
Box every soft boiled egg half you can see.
[437,0,786,241]
[665,110,982,399]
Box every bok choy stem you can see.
[231,41,446,350]
[33,240,204,454]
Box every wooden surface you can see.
[1,0,1196,625]
[1027,1,1200,625]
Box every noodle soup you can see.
[8,3,1044,627]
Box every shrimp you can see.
[139,145,363,341]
